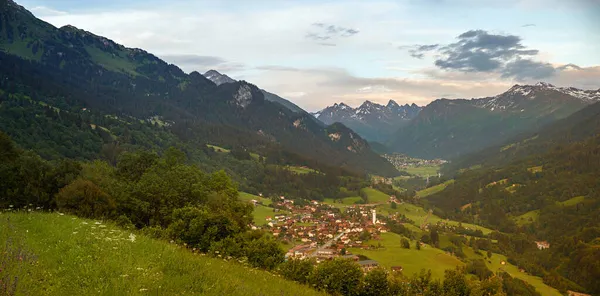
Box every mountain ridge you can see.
[388,82,598,159]
[0,1,398,177]
[203,69,305,113]
[313,99,422,142]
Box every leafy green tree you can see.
[309,259,363,296]
[362,268,391,296]
[390,201,397,209]
[401,238,410,249]
[245,235,285,270]
[278,259,314,284]
[55,179,116,218]
[442,269,470,296]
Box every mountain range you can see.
[0,0,398,176]
[313,100,422,142]
[203,69,304,113]
[387,82,600,159]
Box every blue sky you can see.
[19,0,600,111]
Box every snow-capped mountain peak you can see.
[203,69,236,85]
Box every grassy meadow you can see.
[0,212,323,296]
[416,180,455,198]
[403,165,440,177]
[349,232,463,279]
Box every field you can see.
[461,246,561,296]
[377,202,493,235]
[252,204,285,225]
[361,188,390,203]
[239,192,272,206]
[323,196,363,209]
[207,144,230,153]
[286,166,319,174]
[403,165,440,177]
[416,180,455,198]
[0,212,323,296]
[512,210,540,226]
[557,196,585,206]
[349,232,463,279]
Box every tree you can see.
[401,238,411,249]
[442,269,470,296]
[245,235,285,270]
[430,229,440,248]
[55,178,116,218]
[390,201,397,209]
[309,259,363,296]
[416,241,421,250]
[279,259,314,284]
[362,268,391,296]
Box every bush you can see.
[279,259,314,284]
[309,259,363,296]
[55,179,116,218]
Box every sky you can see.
[18,0,600,111]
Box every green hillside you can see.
[0,212,323,296]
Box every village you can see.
[248,195,403,272]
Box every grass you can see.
[512,210,540,226]
[483,253,561,296]
[349,232,463,279]
[416,180,455,198]
[362,188,390,203]
[239,192,272,206]
[207,144,230,153]
[404,165,440,177]
[324,196,363,207]
[527,166,543,173]
[85,46,140,76]
[377,202,493,235]
[252,204,283,225]
[0,212,323,296]
[557,196,585,206]
[286,166,318,175]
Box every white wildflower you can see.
[95,221,101,225]
[129,233,136,242]
[139,288,148,292]
[81,222,88,225]
[73,232,78,235]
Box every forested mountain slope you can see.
[389,83,599,159]
[444,101,600,173]
[0,0,397,177]
[426,134,600,294]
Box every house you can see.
[358,260,379,272]
[391,266,403,273]
[567,291,591,296]
[535,241,550,250]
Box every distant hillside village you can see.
[382,153,447,172]
[248,195,408,272]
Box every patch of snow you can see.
[234,84,253,108]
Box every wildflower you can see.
[99,225,106,228]
[81,222,88,225]
[9,205,13,208]
[59,213,64,216]
[120,274,129,277]
[72,232,78,235]
[95,222,101,225]
[129,233,136,242]
[136,267,144,271]
[139,288,148,292]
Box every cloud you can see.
[521,23,536,27]
[405,44,439,59]
[160,54,245,73]
[305,23,360,42]
[30,6,68,16]
[404,29,561,81]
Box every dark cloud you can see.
[161,54,245,73]
[521,23,536,27]
[501,59,556,80]
[403,29,562,81]
[306,23,359,42]
[405,44,439,59]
